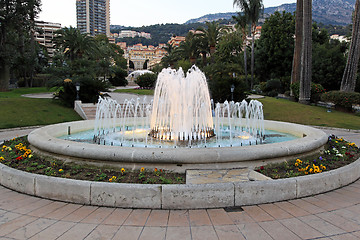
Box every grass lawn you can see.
[113,88,154,95]
[0,88,82,129]
[259,97,360,130]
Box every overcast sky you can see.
[37,0,296,27]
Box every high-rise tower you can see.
[76,0,110,36]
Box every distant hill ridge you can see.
[185,0,356,26]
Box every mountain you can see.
[185,0,356,26]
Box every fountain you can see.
[92,66,265,148]
[28,66,328,172]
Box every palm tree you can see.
[299,0,312,104]
[176,32,200,64]
[340,0,360,92]
[233,12,249,86]
[233,0,263,90]
[54,27,99,62]
[291,0,303,97]
[197,21,228,59]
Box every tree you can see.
[233,12,249,85]
[197,21,228,59]
[340,0,360,92]
[312,40,346,90]
[255,11,295,82]
[0,0,41,91]
[176,32,201,64]
[54,27,99,62]
[299,0,312,104]
[233,0,264,90]
[291,0,303,97]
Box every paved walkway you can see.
[0,128,360,239]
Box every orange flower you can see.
[154,168,158,172]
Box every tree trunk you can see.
[242,28,248,87]
[244,45,248,86]
[299,0,312,104]
[340,0,360,92]
[251,24,256,90]
[291,0,303,97]
[0,63,10,91]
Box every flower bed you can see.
[256,135,360,178]
[0,136,185,184]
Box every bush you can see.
[109,67,128,86]
[290,82,325,103]
[321,91,360,112]
[135,73,157,88]
[54,77,110,107]
[266,79,282,92]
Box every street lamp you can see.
[230,84,235,101]
[75,82,80,101]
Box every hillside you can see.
[185,0,356,26]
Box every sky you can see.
[37,0,296,28]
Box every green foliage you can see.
[48,28,127,107]
[312,40,347,91]
[204,62,247,102]
[0,0,42,91]
[109,67,128,86]
[255,11,295,82]
[321,91,360,110]
[135,73,157,88]
[291,82,325,103]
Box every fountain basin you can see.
[28,119,328,172]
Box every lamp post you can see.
[75,82,80,101]
[230,84,235,101]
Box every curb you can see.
[0,157,359,209]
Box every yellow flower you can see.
[309,168,313,173]
[140,167,145,172]
[59,169,64,173]
[295,163,299,167]
[28,154,33,159]
[0,156,4,161]
[305,171,308,175]
[109,176,117,182]
[322,165,326,170]
[121,168,125,174]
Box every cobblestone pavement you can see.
[0,127,360,239]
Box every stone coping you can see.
[27,119,328,171]
[0,157,359,209]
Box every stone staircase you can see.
[74,101,97,120]
[81,105,97,120]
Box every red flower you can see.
[260,166,264,170]
[16,156,23,161]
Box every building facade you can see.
[124,43,167,70]
[76,0,110,37]
[34,21,62,60]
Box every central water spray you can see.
[149,66,215,142]
[94,66,265,148]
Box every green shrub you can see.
[109,67,128,86]
[321,91,360,111]
[135,73,157,88]
[290,82,325,103]
[54,77,110,107]
[266,79,282,92]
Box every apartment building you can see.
[76,0,110,36]
[34,21,62,60]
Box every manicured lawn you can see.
[0,88,82,129]
[259,97,360,130]
[113,88,154,95]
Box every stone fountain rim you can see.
[27,119,328,165]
